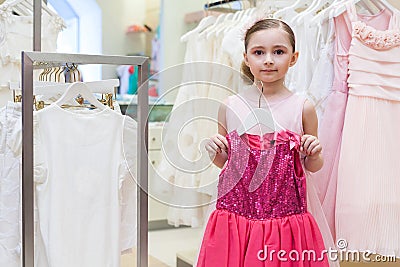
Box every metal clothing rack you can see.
[22,52,149,267]
[22,1,150,267]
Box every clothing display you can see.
[335,2,400,257]
[2,0,400,266]
[0,100,137,267]
[33,104,137,266]
[314,3,396,241]
[162,2,343,228]
[306,21,335,119]
[116,65,131,95]
[0,102,22,267]
[197,92,330,267]
[157,25,238,227]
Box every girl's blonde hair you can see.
[241,18,296,83]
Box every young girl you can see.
[197,19,330,266]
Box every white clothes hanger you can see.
[9,79,118,96]
[5,0,66,27]
[333,0,397,18]
[236,82,279,136]
[34,79,118,96]
[221,3,267,37]
[368,0,384,10]
[238,6,249,20]
[236,107,277,136]
[291,0,324,26]
[9,79,117,108]
[199,13,226,39]
[55,82,108,110]
[273,0,312,19]
[358,1,375,14]
[215,13,235,37]
[180,15,217,42]
[310,0,347,25]
[223,9,246,34]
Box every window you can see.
[47,0,102,81]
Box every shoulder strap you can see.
[389,9,400,29]
[345,1,358,23]
[296,94,308,135]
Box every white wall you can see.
[96,0,147,79]
[159,0,204,103]
[53,0,102,81]
[159,0,204,70]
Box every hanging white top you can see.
[33,104,137,267]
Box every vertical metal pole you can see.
[22,53,35,267]
[137,59,149,267]
[23,1,41,266]
[33,0,41,51]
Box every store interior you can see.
[0,0,400,266]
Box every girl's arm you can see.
[301,100,324,172]
[205,101,229,168]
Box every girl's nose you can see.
[264,54,273,64]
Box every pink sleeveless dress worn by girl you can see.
[196,93,329,267]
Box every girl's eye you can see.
[274,49,285,55]
[254,50,264,55]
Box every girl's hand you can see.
[205,134,228,156]
[300,134,322,158]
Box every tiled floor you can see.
[149,227,203,266]
[121,227,203,267]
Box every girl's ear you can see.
[289,51,299,67]
[243,52,249,66]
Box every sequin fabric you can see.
[216,130,307,220]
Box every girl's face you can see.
[244,28,298,85]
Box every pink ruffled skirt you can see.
[196,209,329,267]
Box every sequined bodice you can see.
[216,130,307,220]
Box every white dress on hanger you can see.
[0,102,22,267]
[196,32,235,197]
[276,8,301,92]
[0,4,64,107]
[157,32,215,228]
[306,19,335,121]
[33,104,137,267]
[221,14,252,93]
[290,14,319,94]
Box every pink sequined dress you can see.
[196,93,329,267]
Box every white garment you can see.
[0,102,21,267]
[33,104,137,267]
[306,20,335,121]
[221,15,252,93]
[291,14,319,94]
[159,32,215,228]
[279,9,301,93]
[160,24,246,227]
[0,4,64,106]
[196,33,235,195]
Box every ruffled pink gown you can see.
[313,5,393,240]
[336,3,400,257]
